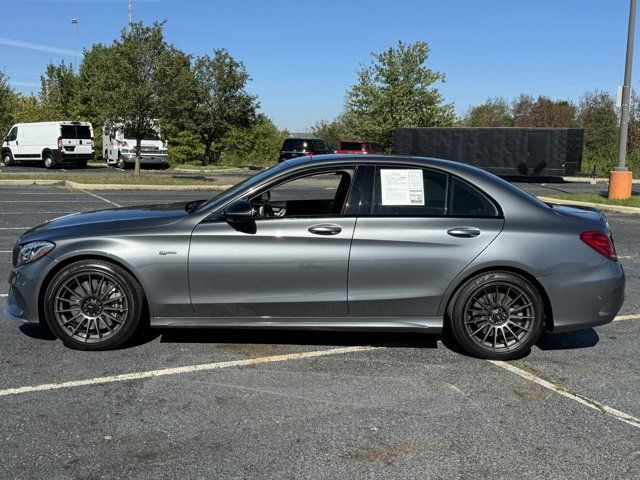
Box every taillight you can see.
[279,150,284,156]
[57,136,62,149]
[305,151,313,156]
[580,231,617,261]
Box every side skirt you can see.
[150,316,443,334]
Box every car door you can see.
[5,126,20,157]
[348,165,505,318]
[188,167,361,319]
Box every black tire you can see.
[43,153,56,169]
[43,259,145,350]
[2,150,14,166]
[447,271,545,360]
[116,153,127,169]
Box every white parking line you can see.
[0,227,31,230]
[0,345,378,398]
[79,189,121,207]
[490,360,640,429]
[0,293,7,298]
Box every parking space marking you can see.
[614,313,640,322]
[79,189,121,207]
[490,360,640,429]
[0,345,378,398]
[0,293,7,297]
[0,227,31,230]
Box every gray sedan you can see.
[4,155,625,359]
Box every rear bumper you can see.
[52,150,94,164]
[538,260,625,333]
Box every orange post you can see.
[608,170,633,199]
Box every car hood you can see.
[21,202,190,240]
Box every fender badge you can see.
[159,251,178,256]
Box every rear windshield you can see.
[282,139,308,150]
[339,142,364,151]
[61,125,91,139]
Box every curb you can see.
[537,195,640,215]
[563,176,640,184]
[0,179,232,191]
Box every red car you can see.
[336,141,384,154]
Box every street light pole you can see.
[71,18,79,75]
[128,0,132,30]
[609,0,636,199]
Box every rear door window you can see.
[311,139,328,151]
[371,167,447,216]
[61,124,91,139]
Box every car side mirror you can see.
[224,200,254,223]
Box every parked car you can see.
[278,137,332,162]
[2,121,94,169]
[336,141,384,154]
[4,155,624,359]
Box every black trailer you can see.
[393,127,583,177]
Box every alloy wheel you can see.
[53,270,129,343]
[463,282,535,352]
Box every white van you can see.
[2,121,95,169]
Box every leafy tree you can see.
[512,94,576,127]
[344,41,455,149]
[576,90,618,175]
[39,61,77,120]
[219,115,286,166]
[189,49,259,164]
[461,97,512,127]
[76,22,182,174]
[311,116,352,149]
[0,72,19,136]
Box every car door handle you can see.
[308,224,342,235]
[447,227,481,238]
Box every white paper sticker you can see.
[380,169,425,206]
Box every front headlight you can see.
[16,241,55,267]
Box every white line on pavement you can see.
[0,293,7,297]
[0,346,378,398]
[0,227,31,230]
[79,189,121,207]
[614,313,640,322]
[0,200,101,203]
[490,360,640,429]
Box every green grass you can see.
[549,193,640,208]
[0,173,224,186]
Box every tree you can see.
[310,116,352,149]
[39,61,77,120]
[77,22,183,174]
[512,94,576,128]
[576,90,618,175]
[189,49,259,164]
[344,41,455,149]
[219,115,286,166]
[0,72,18,137]
[461,97,512,127]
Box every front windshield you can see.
[194,162,290,212]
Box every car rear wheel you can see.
[3,151,13,166]
[44,260,145,350]
[43,153,56,169]
[448,271,545,360]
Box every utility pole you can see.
[609,0,636,199]
[71,18,79,75]
[128,0,132,30]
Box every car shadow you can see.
[536,328,599,350]
[19,324,57,341]
[157,329,440,349]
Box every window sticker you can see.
[380,169,425,206]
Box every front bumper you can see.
[3,256,57,325]
[538,260,625,333]
[121,154,168,166]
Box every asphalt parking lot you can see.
[1,183,639,479]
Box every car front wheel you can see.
[448,271,545,360]
[3,151,13,166]
[44,259,145,350]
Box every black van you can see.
[278,138,333,163]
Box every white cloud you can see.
[0,37,77,57]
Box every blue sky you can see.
[0,0,636,130]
